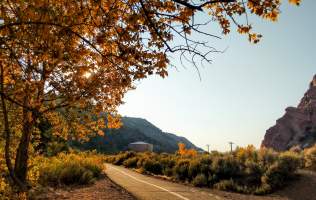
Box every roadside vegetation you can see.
[105,143,316,195]
[304,144,316,171]
[0,150,105,200]
[36,151,104,186]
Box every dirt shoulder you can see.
[273,170,316,200]
[33,175,136,200]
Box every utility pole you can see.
[206,144,210,153]
[228,142,234,153]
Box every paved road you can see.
[105,164,224,200]
[105,164,316,200]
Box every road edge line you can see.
[107,165,190,200]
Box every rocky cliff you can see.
[261,75,316,151]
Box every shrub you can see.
[104,146,303,195]
[192,174,208,187]
[136,156,147,169]
[104,155,117,163]
[254,184,271,195]
[142,159,162,175]
[242,160,263,185]
[214,179,235,191]
[211,156,240,179]
[162,167,173,177]
[278,151,303,175]
[199,156,212,175]
[261,162,285,189]
[46,141,69,157]
[188,160,201,180]
[123,157,139,168]
[38,152,104,186]
[160,157,176,169]
[258,148,278,167]
[0,176,15,200]
[136,167,145,174]
[59,164,93,185]
[304,144,316,171]
[261,151,301,190]
[177,143,198,157]
[236,145,258,162]
[113,151,136,165]
[173,159,190,181]
[160,157,176,176]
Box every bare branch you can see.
[171,0,235,11]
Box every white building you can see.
[128,141,153,152]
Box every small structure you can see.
[128,141,153,152]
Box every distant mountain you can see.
[72,117,202,153]
[262,74,316,151]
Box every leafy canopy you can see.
[0,0,300,137]
[0,0,302,190]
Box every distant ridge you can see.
[73,116,202,153]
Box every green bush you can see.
[192,174,208,187]
[59,164,94,185]
[142,159,163,175]
[211,156,240,179]
[173,159,190,181]
[123,157,139,168]
[242,160,263,185]
[188,160,201,180]
[198,157,212,179]
[260,152,301,190]
[160,157,176,169]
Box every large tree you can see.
[0,0,300,190]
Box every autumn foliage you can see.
[177,142,197,157]
[0,0,302,194]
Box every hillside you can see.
[72,117,202,153]
[262,74,316,150]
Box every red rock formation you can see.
[261,75,316,151]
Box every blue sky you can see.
[119,1,316,152]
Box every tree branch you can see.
[171,0,235,11]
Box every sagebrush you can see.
[105,146,304,194]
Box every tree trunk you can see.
[1,98,27,191]
[0,63,26,191]
[14,109,33,185]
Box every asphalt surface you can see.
[105,164,224,200]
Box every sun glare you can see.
[83,72,92,78]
